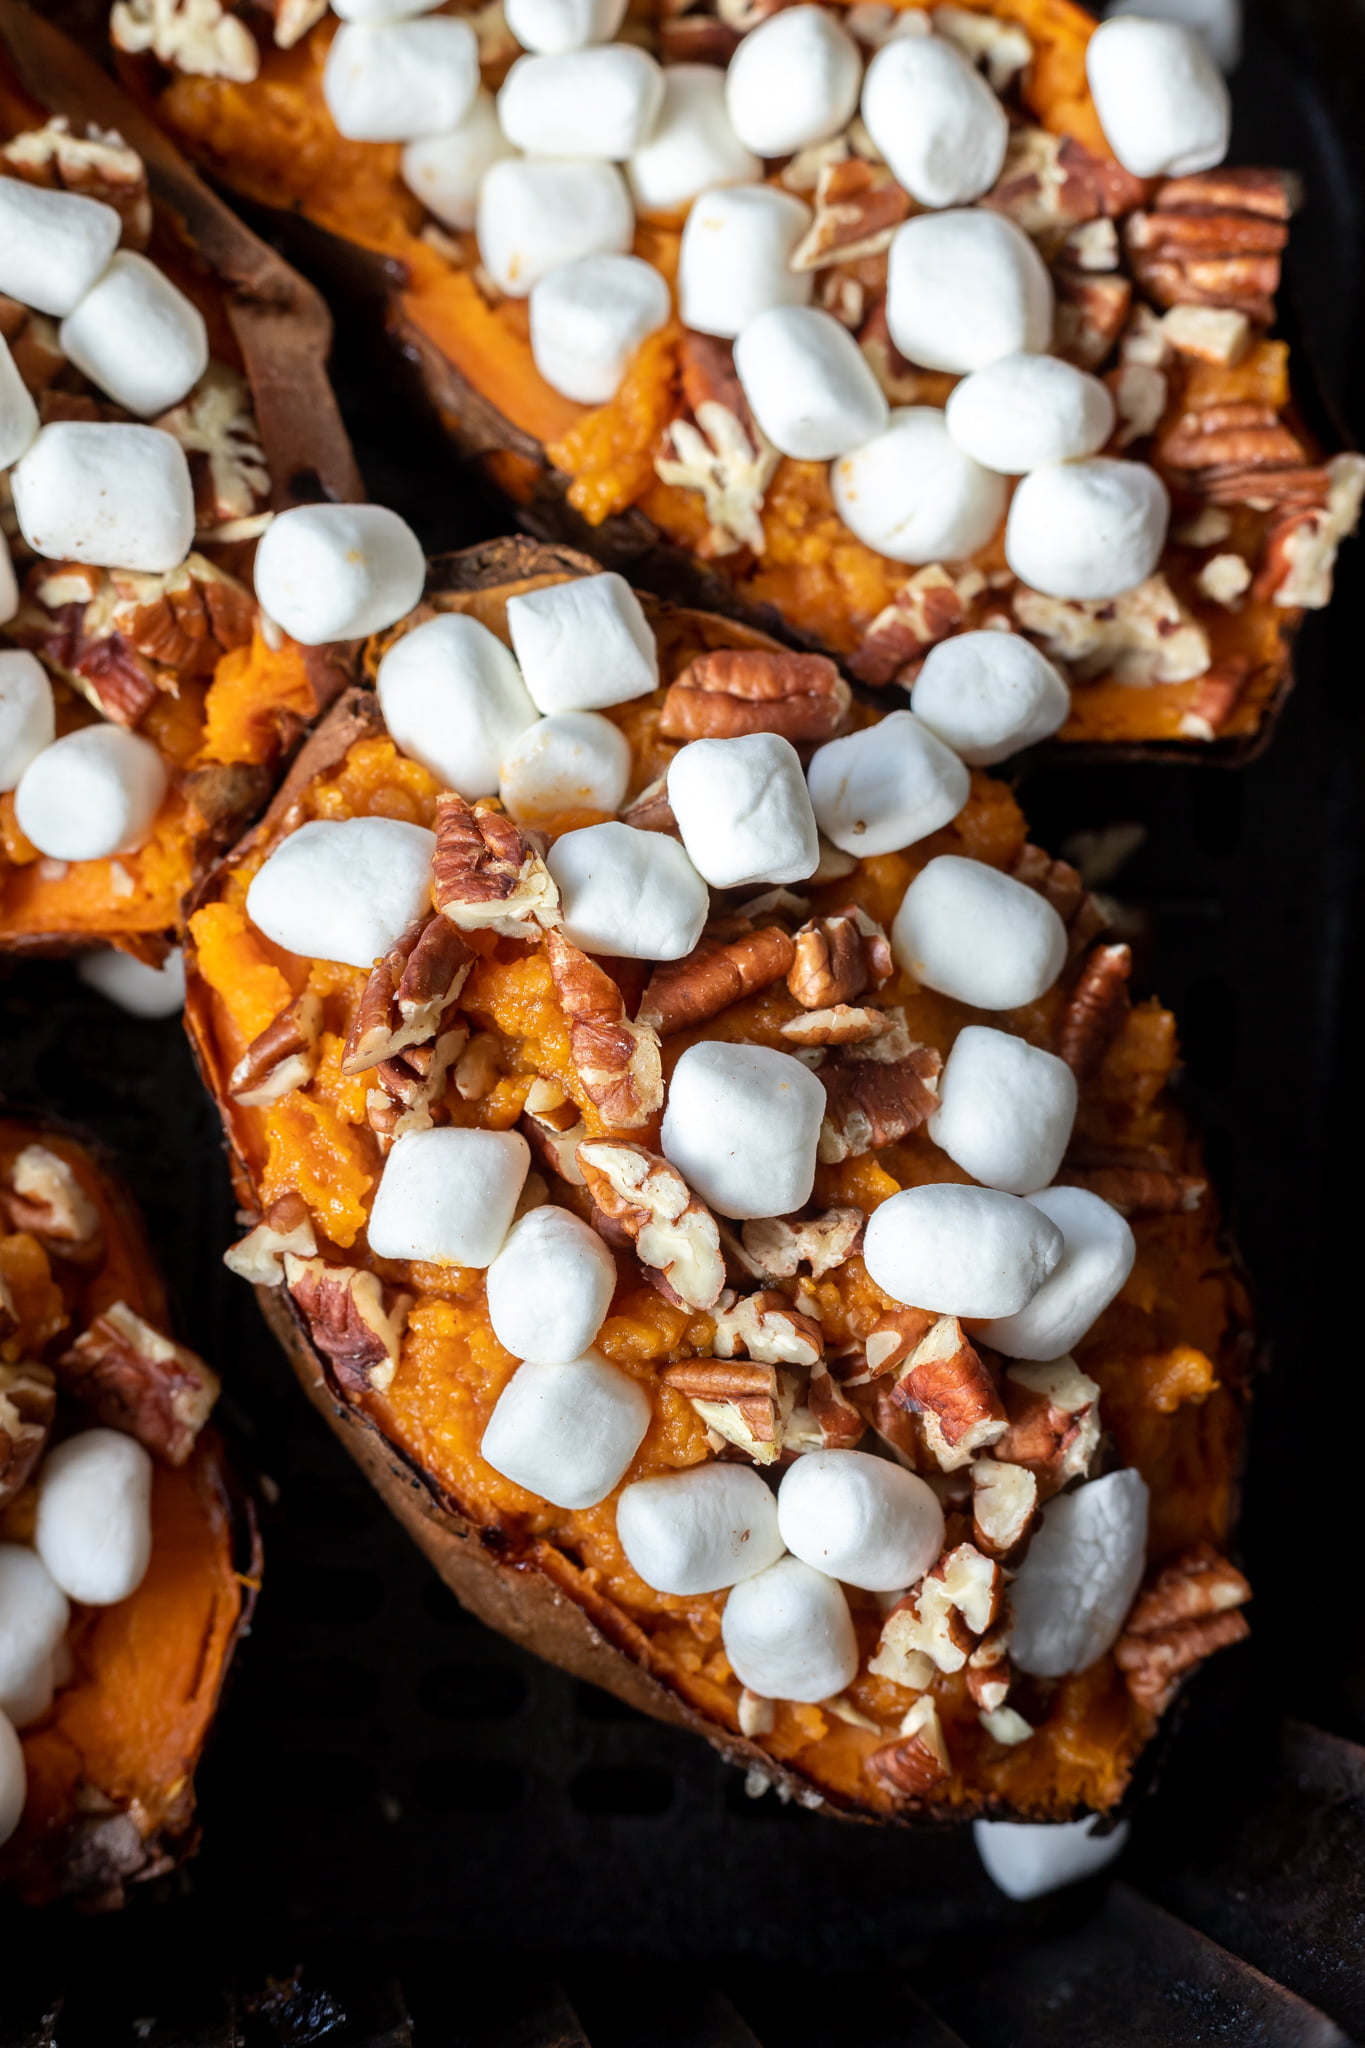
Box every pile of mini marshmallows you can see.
[319,0,1231,600]
[241,535,1144,1709]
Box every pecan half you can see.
[223,1192,319,1286]
[790,155,910,271]
[3,1145,101,1259]
[848,565,975,687]
[1013,575,1210,687]
[343,914,473,1076]
[637,925,795,1035]
[661,1358,783,1463]
[0,1360,56,1508]
[110,0,260,82]
[867,1696,952,1798]
[656,334,778,558]
[547,931,662,1128]
[871,1544,1003,1679]
[818,1043,941,1163]
[971,1457,1039,1559]
[740,1207,864,1281]
[996,1357,1101,1496]
[59,1301,219,1465]
[712,1288,824,1367]
[788,903,892,1009]
[1115,1543,1251,1715]
[1056,942,1132,1078]
[660,648,850,743]
[1,118,151,247]
[433,794,560,938]
[1157,400,1304,476]
[887,1315,1007,1471]
[781,1004,896,1047]
[577,1140,725,1310]
[229,990,323,1107]
[1124,168,1295,323]
[284,1254,411,1396]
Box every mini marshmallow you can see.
[12,422,195,574]
[498,46,665,158]
[777,1450,944,1592]
[1106,0,1241,72]
[0,1544,69,1728]
[507,572,658,713]
[0,179,121,318]
[377,612,539,800]
[721,1554,859,1703]
[1006,458,1170,602]
[0,1711,24,1850]
[886,210,1053,374]
[861,33,1009,206]
[661,1041,826,1219]
[486,1206,618,1362]
[668,733,819,888]
[862,1181,1064,1318]
[481,1351,651,1509]
[529,253,671,404]
[400,94,516,232]
[478,158,634,298]
[78,946,187,1019]
[929,1026,1078,1194]
[945,353,1116,475]
[1086,15,1230,177]
[15,725,167,863]
[59,253,208,420]
[1010,1468,1149,1676]
[547,821,708,959]
[806,710,969,858]
[678,185,813,341]
[0,334,39,469]
[975,1815,1131,1901]
[35,1429,154,1606]
[628,64,760,213]
[725,5,863,157]
[505,0,629,51]
[831,406,1007,563]
[977,1184,1137,1358]
[368,1126,531,1267]
[892,854,1068,1009]
[500,711,631,821]
[617,1464,784,1595]
[0,650,55,794]
[911,632,1070,766]
[322,17,480,142]
[254,503,426,644]
[734,305,888,461]
[246,817,437,969]
[0,534,15,628]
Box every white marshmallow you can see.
[35,1429,154,1607]
[1010,1468,1149,1676]
[617,1463,784,1595]
[0,1711,24,1850]
[477,158,635,298]
[734,305,888,461]
[400,94,516,232]
[911,632,1070,766]
[861,33,1009,206]
[0,1545,70,1728]
[0,533,15,628]
[529,254,671,404]
[862,1181,1064,1318]
[59,253,208,420]
[0,179,121,318]
[831,406,1007,563]
[547,821,708,959]
[505,0,629,51]
[500,46,665,159]
[661,1041,826,1219]
[929,1026,1078,1195]
[1006,458,1169,603]
[481,1351,651,1508]
[725,6,863,157]
[628,64,760,214]
[254,503,426,644]
[945,353,1116,475]
[807,710,969,858]
[678,186,813,341]
[486,1206,618,1362]
[975,1815,1131,1900]
[721,1554,859,1703]
[668,733,820,889]
[332,0,446,16]
[977,1185,1136,1359]
[322,17,480,142]
[14,725,167,863]
[777,1450,944,1592]
[892,854,1068,1009]
[0,334,39,469]
[886,210,1053,374]
[377,612,538,800]
[1086,15,1230,177]
[1106,0,1241,73]
[507,572,658,714]
[500,711,631,821]
[246,817,437,969]
[12,422,195,574]
[78,946,187,1019]
[0,650,55,794]
[368,1126,530,1267]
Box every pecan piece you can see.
[577,1140,725,1310]
[848,565,975,687]
[156,364,271,532]
[788,903,892,1009]
[1013,575,1210,687]
[996,1357,1101,1496]
[887,1315,1007,1471]
[781,1004,897,1047]
[712,1288,823,1366]
[110,0,261,82]
[1157,400,1304,475]
[857,1306,937,1384]
[858,299,930,406]
[366,1023,468,1151]
[229,990,322,1107]
[867,1696,952,1798]
[433,794,560,938]
[223,1193,318,1286]
[1252,452,1365,609]
[965,1623,1016,1714]
[59,1301,219,1465]
[790,156,910,271]
[740,1206,863,1281]
[984,125,1145,239]
[661,1358,784,1464]
[1052,267,1133,370]
[660,648,850,743]
[1177,658,1254,741]
[933,2,1031,88]
[637,925,795,1035]
[284,1254,411,1396]
[0,1361,56,1508]
[795,1355,867,1449]
[1,118,151,248]
[3,1144,101,1259]
[870,1543,1003,1678]
[342,914,472,1077]
[1056,942,1132,1077]
[1060,1162,1206,1216]
[818,1043,941,1164]
[547,931,662,1128]
[1114,1543,1251,1715]
[656,334,778,558]
[971,1457,1039,1559]
[619,776,678,835]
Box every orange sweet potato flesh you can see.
[0,1119,255,1906]
[183,541,1252,1825]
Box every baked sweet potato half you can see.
[116,0,1361,759]
[0,0,360,961]
[184,537,1251,1823]
[0,1114,255,1906]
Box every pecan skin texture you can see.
[660,648,850,744]
[788,905,892,1009]
[1115,1545,1252,1715]
[59,1303,219,1466]
[818,1045,941,1163]
[866,1731,949,1798]
[285,1256,410,1397]
[0,1361,56,1508]
[547,931,663,1129]
[343,914,472,1076]
[433,794,560,936]
[637,925,796,1035]
[1060,1163,1206,1216]
[1056,942,1132,1077]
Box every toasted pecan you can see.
[818,1043,941,1163]
[637,925,795,1035]
[433,794,560,937]
[229,990,322,1107]
[0,1360,56,1508]
[547,931,663,1129]
[577,1139,724,1310]
[59,1301,219,1465]
[788,903,892,1009]
[285,1254,411,1396]
[1056,942,1132,1077]
[343,913,472,1076]
[660,648,850,743]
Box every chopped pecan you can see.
[1052,267,1133,370]
[1115,1543,1251,1715]
[0,1360,56,1508]
[366,1023,467,1151]
[857,298,930,406]
[522,1076,579,1134]
[1,118,151,248]
[637,925,795,1036]
[452,1030,500,1103]
[619,776,678,834]
[887,1315,1007,1470]
[229,989,322,1107]
[156,365,270,532]
[1056,942,1132,1078]
[223,1192,318,1286]
[433,794,560,938]
[656,334,778,557]
[997,1357,1101,1496]
[0,298,64,392]
[739,1207,863,1281]
[737,1687,775,1738]
[1107,362,1168,448]
[964,1623,1014,1714]
[59,1301,219,1465]
[858,1306,937,1384]
[971,1457,1039,1559]
[985,125,1145,242]
[547,931,662,1128]
[1062,217,1120,271]
[712,1288,824,1367]
[867,1695,952,1798]
[1161,304,1251,366]
[577,1140,724,1310]
[342,914,473,1076]
[790,156,910,271]
[781,1004,896,1047]
[1195,554,1253,608]
[818,1042,941,1164]
[1177,657,1254,740]
[1013,575,1211,687]
[111,0,261,82]
[1060,1161,1205,1216]
[871,1544,1002,1678]
[802,1356,867,1448]
[848,565,976,687]
[263,0,328,47]
[788,903,892,1009]
[662,1358,783,1464]
[660,648,850,743]
[284,1254,411,1397]
[1253,452,1365,609]
[932,2,1031,87]
[3,1145,101,1258]
[181,760,274,843]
